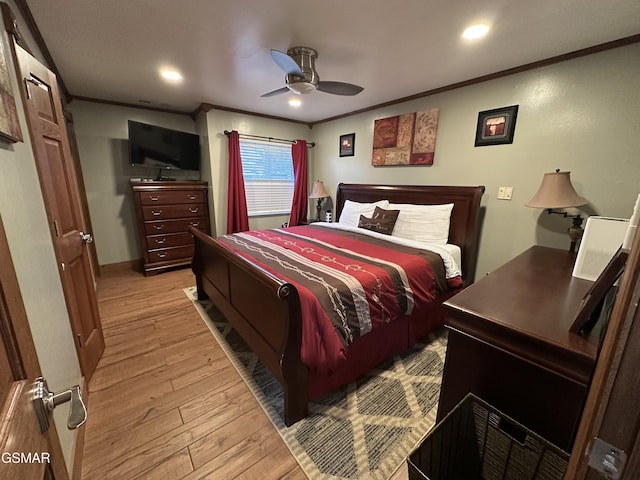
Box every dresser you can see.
[131,181,210,275]
[437,246,599,451]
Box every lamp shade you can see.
[526,171,587,209]
[309,180,329,199]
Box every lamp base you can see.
[568,215,584,253]
[315,199,322,222]
[546,209,584,253]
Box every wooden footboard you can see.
[190,227,309,425]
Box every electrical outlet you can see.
[498,186,513,200]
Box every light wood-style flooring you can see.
[80,266,307,479]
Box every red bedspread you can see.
[216,225,459,374]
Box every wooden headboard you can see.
[335,183,485,285]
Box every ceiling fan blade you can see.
[270,49,303,76]
[261,86,291,98]
[317,81,364,96]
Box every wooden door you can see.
[12,42,104,381]
[0,216,68,480]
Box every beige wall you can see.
[199,109,313,236]
[73,43,640,282]
[70,102,314,265]
[309,43,640,280]
[0,0,81,472]
[68,101,198,265]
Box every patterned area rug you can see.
[185,287,447,480]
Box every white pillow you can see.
[338,200,390,228]
[389,203,454,245]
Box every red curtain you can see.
[226,130,249,234]
[289,140,308,226]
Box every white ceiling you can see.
[25,0,640,124]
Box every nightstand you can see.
[437,246,599,451]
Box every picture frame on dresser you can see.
[570,246,629,335]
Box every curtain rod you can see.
[223,130,315,148]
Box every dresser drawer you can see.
[143,217,209,236]
[142,203,205,220]
[147,245,194,264]
[145,232,193,250]
[139,190,205,206]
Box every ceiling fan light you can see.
[288,81,316,95]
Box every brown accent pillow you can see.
[358,207,400,235]
[372,206,400,222]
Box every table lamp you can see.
[526,169,588,252]
[309,180,329,222]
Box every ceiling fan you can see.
[261,46,364,97]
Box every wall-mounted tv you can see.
[128,120,200,173]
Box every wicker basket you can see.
[408,394,569,480]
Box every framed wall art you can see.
[0,21,22,144]
[372,108,440,166]
[339,133,355,157]
[474,105,518,147]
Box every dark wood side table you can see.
[437,246,599,451]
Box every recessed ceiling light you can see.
[160,69,183,82]
[462,24,489,40]
[289,98,302,107]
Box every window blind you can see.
[239,139,294,216]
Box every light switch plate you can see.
[498,186,513,200]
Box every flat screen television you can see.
[128,120,200,174]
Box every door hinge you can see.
[588,437,627,479]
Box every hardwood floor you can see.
[80,266,307,479]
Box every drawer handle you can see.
[153,224,165,230]
[149,196,160,201]
[187,194,197,200]
[151,210,162,216]
[190,222,200,227]
[188,207,199,213]
[157,252,168,258]
[155,238,166,245]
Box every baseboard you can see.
[100,258,141,273]
[71,376,89,480]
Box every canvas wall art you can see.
[0,23,22,143]
[372,108,439,166]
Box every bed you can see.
[190,183,485,425]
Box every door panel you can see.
[14,43,104,380]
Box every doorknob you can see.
[32,377,87,433]
[79,231,93,245]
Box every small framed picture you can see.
[474,105,518,147]
[339,133,355,157]
[570,247,628,335]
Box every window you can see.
[239,139,294,216]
